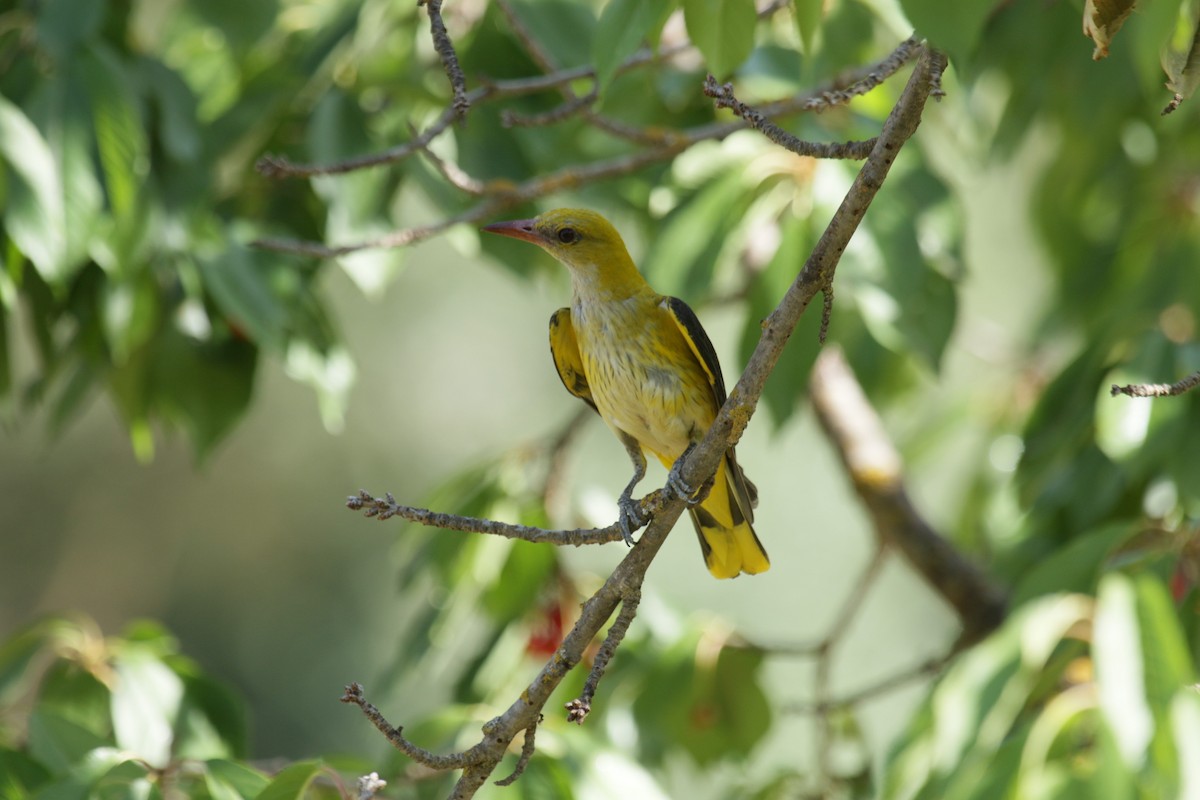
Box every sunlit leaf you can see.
[80,44,147,232]
[0,97,71,282]
[881,595,1093,796]
[1094,570,1193,794]
[110,650,185,768]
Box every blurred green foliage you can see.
[3,0,1200,797]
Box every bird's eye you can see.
[557,227,579,244]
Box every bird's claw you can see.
[617,492,646,546]
[667,445,702,506]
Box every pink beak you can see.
[481,219,543,245]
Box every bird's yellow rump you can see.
[483,209,769,579]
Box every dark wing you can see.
[549,308,598,413]
[664,296,727,406]
[665,296,756,519]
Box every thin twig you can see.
[252,56,918,259]
[345,489,630,546]
[420,0,470,120]
[814,544,889,781]
[410,125,487,195]
[503,89,598,128]
[341,683,482,770]
[704,75,878,160]
[819,285,834,344]
[565,588,642,724]
[255,35,921,182]
[800,35,923,112]
[493,718,540,786]
[1111,370,1200,397]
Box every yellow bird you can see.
[483,209,769,579]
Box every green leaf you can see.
[102,275,159,366]
[253,760,323,800]
[1172,690,1200,798]
[37,657,113,739]
[196,244,289,351]
[683,0,757,78]
[0,619,66,707]
[1094,572,1153,767]
[794,0,824,55]
[1094,570,1194,792]
[205,760,270,800]
[110,649,185,768]
[502,1,598,70]
[79,43,148,242]
[882,595,1093,796]
[150,329,257,462]
[636,636,771,766]
[0,297,10,399]
[899,0,993,69]
[515,757,578,800]
[851,171,960,372]
[739,213,823,429]
[0,746,52,797]
[1011,522,1132,606]
[26,710,111,773]
[35,0,106,60]
[308,90,406,296]
[481,541,557,625]
[92,759,156,800]
[142,59,202,162]
[0,97,72,282]
[176,672,250,759]
[642,169,757,298]
[593,0,677,90]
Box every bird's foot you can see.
[667,444,702,506]
[617,491,646,546]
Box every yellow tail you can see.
[686,458,769,579]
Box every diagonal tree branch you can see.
[679,47,948,503]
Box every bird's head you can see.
[483,209,644,297]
